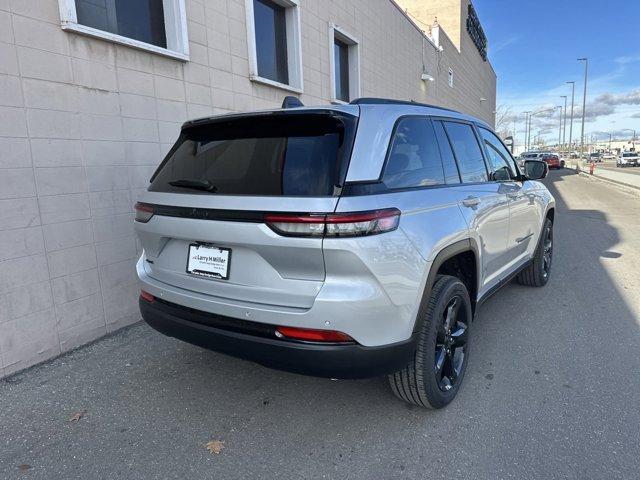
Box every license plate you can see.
[186,244,231,280]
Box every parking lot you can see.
[1,169,639,480]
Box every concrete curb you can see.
[577,171,640,197]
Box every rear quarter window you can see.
[381,117,445,189]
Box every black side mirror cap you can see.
[523,160,548,180]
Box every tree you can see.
[494,104,514,139]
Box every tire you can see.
[389,275,472,409]
[516,218,553,287]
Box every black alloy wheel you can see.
[434,296,468,392]
[542,222,553,279]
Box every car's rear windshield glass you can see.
[623,152,637,157]
[148,112,357,196]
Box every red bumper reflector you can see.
[140,290,155,303]
[275,326,354,343]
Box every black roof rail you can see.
[349,97,457,113]
[281,96,304,109]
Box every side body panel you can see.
[333,187,469,344]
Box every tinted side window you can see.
[479,127,517,181]
[433,121,461,184]
[443,122,487,183]
[382,117,445,189]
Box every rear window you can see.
[149,112,357,196]
[623,152,637,157]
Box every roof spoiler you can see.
[281,96,304,109]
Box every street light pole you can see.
[527,113,532,151]
[566,81,576,150]
[557,105,563,149]
[621,128,637,152]
[578,58,589,159]
[560,95,568,149]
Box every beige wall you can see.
[0,0,496,377]
[395,0,496,125]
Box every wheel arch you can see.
[412,239,480,334]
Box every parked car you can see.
[134,98,555,409]
[518,151,543,168]
[588,152,603,163]
[541,153,562,169]
[617,151,640,167]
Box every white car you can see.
[617,151,639,167]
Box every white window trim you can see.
[328,24,360,104]
[244,0,304,94]
[448,67,454,88]
[57,0,190,62]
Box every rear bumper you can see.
[140,297,417,379]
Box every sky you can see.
[473,0,640,146]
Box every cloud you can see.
[524,89,640,126]
[595,90,640,107]
[614,53,640,65]
[491,35,521,54]
[630,113,640,119]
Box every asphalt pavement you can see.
[1,169,639,480]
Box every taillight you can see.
[140,290,155,302]
[134,202,154,223]
[275,326,354,343]
[265,208,400,237]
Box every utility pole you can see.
[566,81,576,151]
[560,95,568,149]
[578,58,589,159]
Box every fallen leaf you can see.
[69,410,87,422]
[18,464,31,471]
[205,440,224,455]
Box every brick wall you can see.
[0,0,496,377]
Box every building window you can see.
[57,0,189,60]
[245,0,303,93]
[329,25,360,104]
[448,68,454,88]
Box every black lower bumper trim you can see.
[139,298,416,379]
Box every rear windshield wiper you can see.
[168,179,217,192]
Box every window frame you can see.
[245,0,303,94]
[328,24,361,105]
[57,0,189,61]
[477,126,521,181]
[437,118,490,185]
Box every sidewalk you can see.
[570,160,640,193]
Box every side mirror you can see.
[523,160,548,180]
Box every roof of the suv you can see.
[183,97,488,130]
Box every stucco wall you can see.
[0,0,496,377]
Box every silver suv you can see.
[134,98,555,409]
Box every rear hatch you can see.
[134,108,358,310]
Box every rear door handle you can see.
[462,196,480,207]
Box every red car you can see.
[541,153,562,169]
